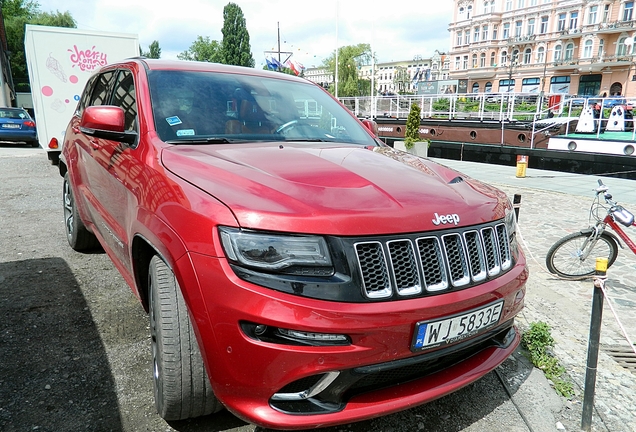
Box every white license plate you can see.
[2,124,20,128]
[411,301,504,351]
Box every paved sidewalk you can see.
[432,158,636,432]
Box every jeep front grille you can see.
[354,222,512,299]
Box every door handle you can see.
[89,140,99,150]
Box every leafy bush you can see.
[404,103,422,150]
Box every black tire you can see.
[148,255,221,420]
[545,231,619,278]
[63,172,100,251]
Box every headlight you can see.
[219,227,333,272]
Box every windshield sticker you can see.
[166,116,182,126]
[176,129,195,136]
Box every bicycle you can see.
[545,180,636,278]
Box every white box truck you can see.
[24,25,139,164]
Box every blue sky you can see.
[36,0,453,68]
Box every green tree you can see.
[141,40,161,59]
[220,2,254,67]
[177,36,222,62]
[322,43,372,97]
[2,0,76,92]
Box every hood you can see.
[162,143,510,235]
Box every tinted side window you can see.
[111,70,137,131]
[89,71,116,106]
[76,75,98,116]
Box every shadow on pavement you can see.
[0,257,123,431]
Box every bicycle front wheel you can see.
[546,231,619,278]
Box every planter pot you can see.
[393,141,429,158]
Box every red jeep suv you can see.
[59,59,527,429]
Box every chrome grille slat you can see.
[355,222,512,299]
[387,240,422,296]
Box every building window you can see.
[624,2,634,21]
[459,6,466,19]
[554,45,562,61]
[483,0,489,15]
[465,31,470,44]
[467,5,472,18]
[524,48,532,64]
[564,43,574,60]
[493,24,498,39]
[537,46,545,64]
[603,4,610,22]
[501,50,509,64]
[517,0,524,8]
[598,39,604,57]
[489,0,495,13]
[472,53,478,67]
[528,18,535,35]
[480,52,486,67]
[515,20,523,37]
[505,0,513,11]
[463,55,469,69]
[530,0,537,5]
[490,52,496,65]
[503,22,510,39]
[540,16,549,33]
[474,26,480,42]
[472,82,480,93]
[583,40,593,58]
[485,81,493,92]
[569,11,578,29]
[617,37,628,56]
[482,25,489,40]
[588,5,598,24]
[455,56,461,70]
[457,31,463,46]
[558,13,566,31]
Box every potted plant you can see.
[395,103,429,157]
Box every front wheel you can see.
[148,255,221,420]
[545,230,619,278]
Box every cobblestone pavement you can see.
[435,159,636,432]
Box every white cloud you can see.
[36,0,452,67]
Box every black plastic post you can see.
[581,258,607,431]
[513,194,522,221]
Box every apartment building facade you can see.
[304,52,451,95]
[448,0,636,97]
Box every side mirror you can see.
[80,105,137,145]
[361,119,378,136]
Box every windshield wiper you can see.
[165,137,237,145]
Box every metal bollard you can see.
[513,194,521,221]
[581,257,608,431]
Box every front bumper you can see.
[176,251,527,429]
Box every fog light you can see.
[278,328,348,343]
[254,324,268,336]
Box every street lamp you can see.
[507,50,519,93]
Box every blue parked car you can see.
[0,107,38,147]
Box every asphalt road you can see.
[2,146,632,432]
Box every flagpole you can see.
[371,19,375,119]
[335,0,339,98]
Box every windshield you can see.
[147,70,376,146]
